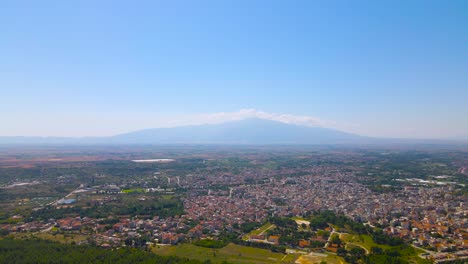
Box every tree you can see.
[370,246,383,255]
[350,247,365,258]
[337,248,347,257]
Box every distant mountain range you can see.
[0,118,465,145]
[111,118,365,144]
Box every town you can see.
[0,146,466,263]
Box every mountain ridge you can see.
[110,118,364,144]
[0,118,465,145]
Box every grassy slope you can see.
[341,234,392,251]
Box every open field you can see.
[152,243,298,264]
[121,188,145,193]
[295,252,345,264]
[12,232,88,244]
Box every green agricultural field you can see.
[152,243,298,264]
[121,188,144,193]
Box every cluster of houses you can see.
[182,165,467,256]
[1,159,466,263]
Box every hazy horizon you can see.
[1,1,467,139]
[1,116,467,142]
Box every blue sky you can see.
[1,0,467,138]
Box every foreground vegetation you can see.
[0,238,211,264]
[152,243,297,264]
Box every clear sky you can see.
[1,0,467,138]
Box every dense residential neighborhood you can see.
[1,146,466,263]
